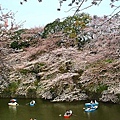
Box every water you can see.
[0,99,119,120]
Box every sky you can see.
[0,0,119,29]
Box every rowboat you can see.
[85,105,98,112]
[64,110,72,118]
[84,100,98,112]
[8,102,18,106]
[8,99,18,106]
[29,100,36,106]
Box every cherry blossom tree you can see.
[0,5,25,30]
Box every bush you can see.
[27,88,36,98]
[10,41,30,49]
[2,82,18,97]
[10,41,19,49]
[96,84,108,93]
[105,59,113,63]
[19,69,30,75]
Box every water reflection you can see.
[9,105,17,109]
[85,112,91,119]
[9,106,17,113]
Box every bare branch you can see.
[77,4,94,12]
[109,5,120,16]
[64,6,79,13]
[97,0,102,6]
[98,10,120,26]
[74,0,85,15]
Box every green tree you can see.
[42,13,91,38]
[41,13,92,48]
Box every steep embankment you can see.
[0,27,119,103]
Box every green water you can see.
[0,99,119,120]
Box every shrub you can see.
[94,84,108,93]
[19,69,30,75]
[27,88,36,98]
[105,59,113,63]
[8,82,18,93]
[2,82,18,97]
[10,41,19,49]
[10,41,30,49]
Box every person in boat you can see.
[94,100,98,104]
[90,100,94,104]
[66,111,70,115]
[65,110,72,115]
[31,100,35,104]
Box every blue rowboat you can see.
[29,100,36,106]
[84,100,98,112]
[85,106,98,112]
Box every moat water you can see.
[0,99,119,120]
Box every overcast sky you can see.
[0,0,119,28]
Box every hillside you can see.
[0,15,120,103]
